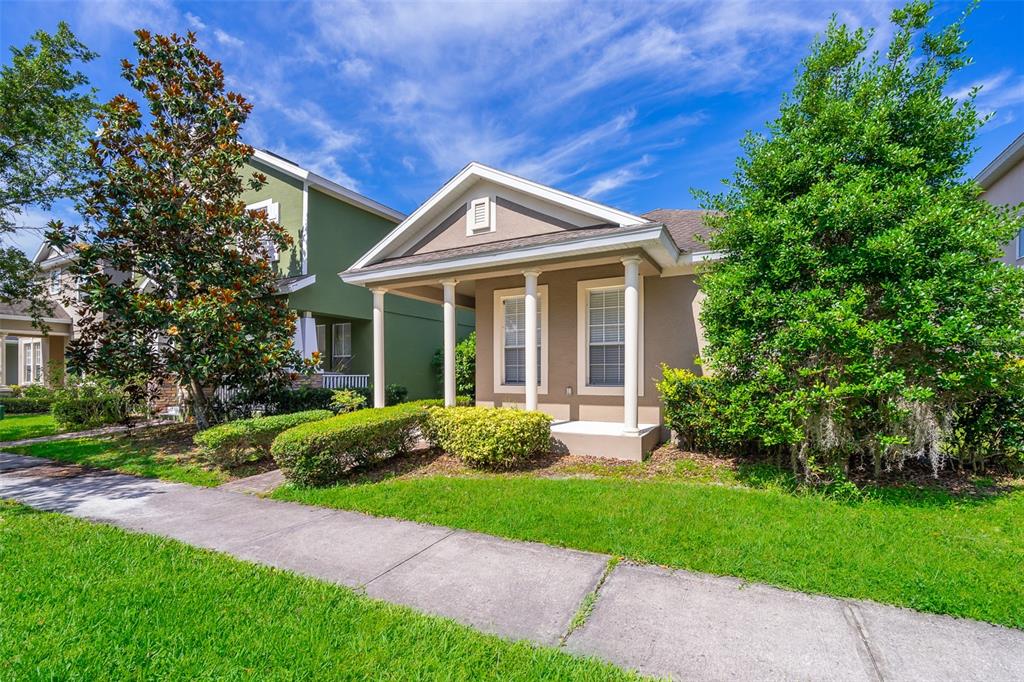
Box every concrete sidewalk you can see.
[2,452,1021,681]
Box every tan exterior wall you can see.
[475,263,704,424]
[399,179,605,257]
[986,159,1024,266]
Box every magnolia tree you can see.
[697,1,1024,476]
[49,31,313,428]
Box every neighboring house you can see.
[342,162,717,460]
[978,131,1024,265]
[243,149,474,398]
[1,150,474,399]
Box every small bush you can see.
[330,389,366,414]
[194,409,333,468]
[51,377,140,430]
[355,384,409,407]
[18,384,54,399]
[432,331,476,398]
[656,366,740,452]
[0,396,53,414]
[424,406,552,467]
[271,403,428,486]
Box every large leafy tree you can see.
[698,1,1024,475]
[50,31,310,428]
[0,23,96,318]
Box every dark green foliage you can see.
[695,1,1024,475]
[49,31,310,429]
[50,377,141,430]
[432,331,477,399]
[194,409,333,467]
[0,23,96,321]
[0,397,53,414]
[656,366,737,452]
[424,406,552,467]
[271,403,430,486]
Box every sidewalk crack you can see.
[843,603,886,682]
[559,556,620,647]
[362,529,457,587]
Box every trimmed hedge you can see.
[272,403,429,487]
[0,397,54,414]
[424,406,552,467]
[194,409,333,467]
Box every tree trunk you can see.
[189,376,210,430]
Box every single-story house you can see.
[342,162,719,460]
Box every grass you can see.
[8,426,226,487]
[275,466,1024,629]
[0,413,58,442]
[0,501,635,680]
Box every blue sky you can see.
[2,0,1023,256]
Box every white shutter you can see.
[292,316,318,361]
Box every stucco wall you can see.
[475,263,704,424]
[240,159,306,278]
[984,159,1024,266]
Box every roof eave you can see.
[976,132,1024,189]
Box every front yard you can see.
[7,424,227,487]
[0,501,630,679]
[0,414,58,442]
[274,447,1024,629]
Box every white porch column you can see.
[372,288,387,408]
[442,279,458,407]
[524,270,540,411]
[622,256,641,433]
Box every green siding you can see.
[240,167,475,400]
[240,160,305,278]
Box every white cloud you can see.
[583,155,655,199]
[214,28,245,49]
[340,58,372,79]
[83,0,179,33]
[185,12,206,30]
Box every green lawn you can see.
[275,473,1024,629]
[8,429,225,487]
[0,413,58,442]
[0,502,633,680]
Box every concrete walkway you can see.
[1,452,1021,681]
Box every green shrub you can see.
[424,406,552,467]
[354,384,408,407]
[51,377,140,430]
[271,404,428,487]
[330,389,366,414]
[194,409,333,468]
[432,331,476,399]
[18,384,53,399]
[656,366,740,452]
[0,396,54,414]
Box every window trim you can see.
[1017,227,1024,260]
[576,276,644,397]
[465,196,496,236]
[315,324,326,369]
[492,285,549,395]
[331,321,352,369]
[246,198,281,262]
[49,269,62,295]
[20,338,43,385]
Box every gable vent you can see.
[466,197,493,235]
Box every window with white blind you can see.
[502,296,541,385]
[576,276,643,396]
[493,286,548,393]
[332,322,352,369]
[587,287,625,386]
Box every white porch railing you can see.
[321,373,370,390]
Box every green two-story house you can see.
[243,149,474,399]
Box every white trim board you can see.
[575,276,645,397]
[492,284,550,396]
[351,162,649,270]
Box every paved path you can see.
[1,452,1021,681]
[0,419,175,448]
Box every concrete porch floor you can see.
[550,420,661,461]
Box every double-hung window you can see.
[21,339,42,384]
[587,287,625,386]
[493,286,547,392]
[246,199,281,262]
[332,322,352,370]
[49,269,62,295]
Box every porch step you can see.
[550,421,661,461]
